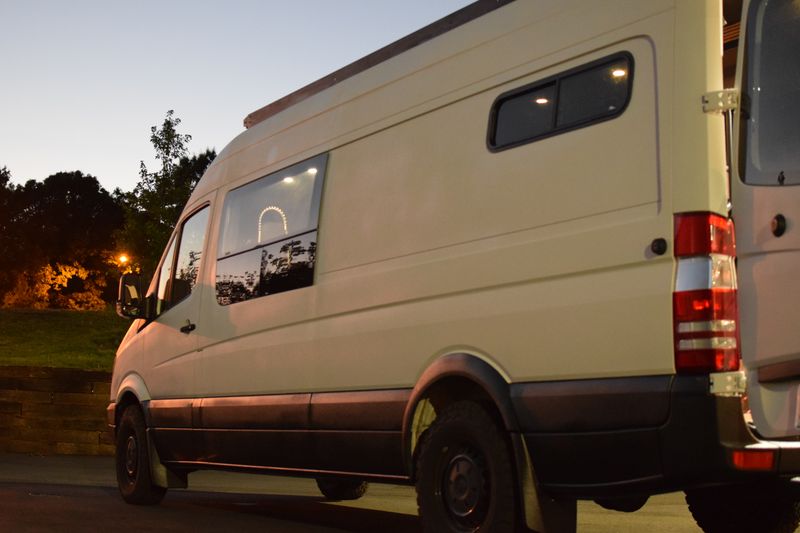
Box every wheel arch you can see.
[403,353,578,532]
[401,352,520,476]
[113,373,151,429]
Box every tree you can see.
[17,171,123,264]
[117,110,216,274]
[0,169,125,309]
[0,166,10,191]
[0,166,21,296]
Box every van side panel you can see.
[196,9,675,400]
[182,0,687,483]
[313,43,667,386]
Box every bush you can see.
[2,262,107,311]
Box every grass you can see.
[0,307,130,372]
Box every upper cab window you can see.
[489,53,633,150]
[151,205,211,317]
[215,154,327,305]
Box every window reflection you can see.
[258,205,289,242]
[215,154,326,306]
[491,54,632,149]
[173,207,209,303]
[155,238,176,316]
[149,205,210,316]
[556,58,631,127]
[218,154,327,258]
[215,232,317,305]
[494,83,556,147]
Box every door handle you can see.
[180,321,196,334]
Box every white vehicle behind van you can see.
[110,1,800,531]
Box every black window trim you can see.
[217,227,318,262]
[487,51,635,152]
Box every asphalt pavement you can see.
[0,453,700,532]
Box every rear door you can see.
[732,0,800,438]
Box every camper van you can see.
[109,0,800,531]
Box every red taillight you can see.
[673,289,737,323]
[673,213,740,374]
[675,212,736,256]
[731,449,776,471]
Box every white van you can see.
[109,0,800,531]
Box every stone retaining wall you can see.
[0,366,113,455]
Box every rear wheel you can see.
[686,482,800,533]
[115,405,166,505]
[315,478,369,501]
[415,401,518,533]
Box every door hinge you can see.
[702,89,739,113]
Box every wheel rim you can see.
[442,449,489,530]
[124,434,138,479]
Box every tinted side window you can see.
[150,206,210,317]
[216,154,327,306]
[494,83,556,148]
[155,238,176,316]
[557,57,631,127]
[218,154,326,258]
[489,54,632,150]
[173,206,210,304]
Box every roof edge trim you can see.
[243,0,516,129]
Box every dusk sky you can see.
[1,1,472,193]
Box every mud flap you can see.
[146,428,188,489]
[511,433,577,533]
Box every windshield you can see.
[742,0,800,186]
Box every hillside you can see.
[0,308,129,371]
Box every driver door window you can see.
[155,238,176,316]
[151,206,210,318]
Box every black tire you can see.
[686,482,800,533]
[415,401,518,533]
[115,405,167,505]
[315,478,369,501]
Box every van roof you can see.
[243,0,515,129]
[188,0,517,206]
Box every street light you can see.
[116,254,134,274]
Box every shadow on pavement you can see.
[0,482,420,533]
[190,490,421,532]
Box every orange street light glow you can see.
[118,254,129,264]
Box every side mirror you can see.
[116,273,147,319]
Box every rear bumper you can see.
[511,375,800,498]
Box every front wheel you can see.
[415,401,518,533]
[115,405,166,505]
[686,482,800,533]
